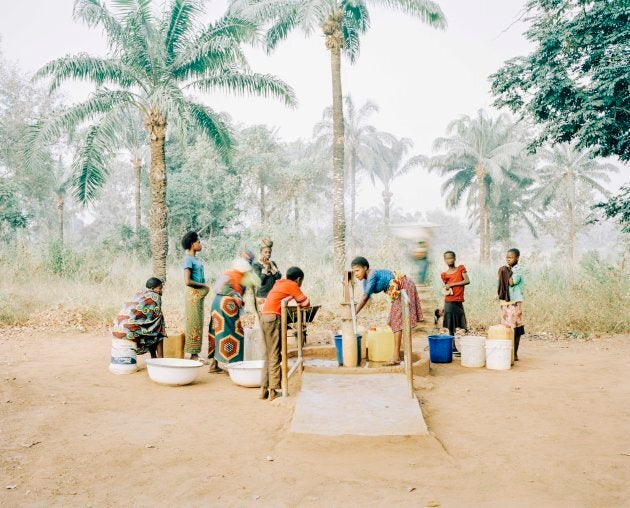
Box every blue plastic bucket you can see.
[428,335,454,363]
[334,334,362,366]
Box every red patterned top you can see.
[441,265,467,302]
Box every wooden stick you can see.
[281,299,288,397]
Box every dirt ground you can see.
[1,330,629,507]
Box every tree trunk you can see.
[324,12,346,274]
[260,179,266,224]
[349,149,357,258]
[567,170,575,266]
[55,191,64,245]
[476,165,490,264]
[382,188,393,223]
[568,199,575,266]
[294,195,300,235]
[132,157,142,233]
[145,110,168,282]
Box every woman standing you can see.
[181,231,209,361]
[352,256,423,366]
[207,251,259,372]
[252,238,282,303]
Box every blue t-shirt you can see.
[363,269,394,295]
[182,255,205,283]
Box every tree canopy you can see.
[490,0,629,162]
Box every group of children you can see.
[112,234,525,396]
[437,248,525,361]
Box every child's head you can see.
[443,250,456,267]
[286,266,305,286]
[146,277,164,295]
[350,256,369,281]
[506,248,520,267]
[181,231,200,251]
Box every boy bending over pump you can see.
[260,267,310,401]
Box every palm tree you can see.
[425,110,524,263]
[313,96,382,255]
[235,125,287,224]
[115,108,148,234]
[229,0,446,273]
[368,136,421,223]
[52,155,73,245]
[534,143,617,264]
[27,0,295,280]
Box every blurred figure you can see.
[413,241,429,285]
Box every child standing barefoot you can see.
[498,248,525,361]
[440,251,470,353]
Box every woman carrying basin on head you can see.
[252,238,281,305]
[352,256,423,366]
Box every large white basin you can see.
[144,358,203,386]
[227,360,264,387]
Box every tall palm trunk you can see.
[55,191,64,245]
[324,12,346,274]
[504,209,511,251]
[260,178,267,224]
[293,195,300,235]
[382,188,393,223]
[349,149,357,258]
[567,170,575,266]
[567,199,575,266]
[132,157,142,233]
[476,164,491,264]
[146,110,168,282]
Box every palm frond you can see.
[266,7,301,52]
[189,71,296,107]
[34,54,136,93]
[342,1,370,62]
[163,0,204,64]
[366,0,447,28]
[185,101,234,165]
[23,90,138,173]
[73,0,124,50]
[172,16,256,78]
[71,123,117,204]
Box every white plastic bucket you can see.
[485,339,512,370]
[109,338,138,375]
[460,336,486,368]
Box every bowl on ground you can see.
[144,358,203,386]
[227,360,264,387]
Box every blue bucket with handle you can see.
[428,335,454,363]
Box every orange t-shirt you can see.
[262,279,310,316]
[441,265,467,302]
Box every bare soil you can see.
[1,330,629,507]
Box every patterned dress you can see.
[182,255,208,355]
[208,270,246,364]
[111,289,165,354]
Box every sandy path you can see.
[1,331,629,507]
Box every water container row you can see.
[428,324,515,370]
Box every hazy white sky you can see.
[0,0,625,217]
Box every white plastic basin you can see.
[144,358,203,386]
[227,360,264,387]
